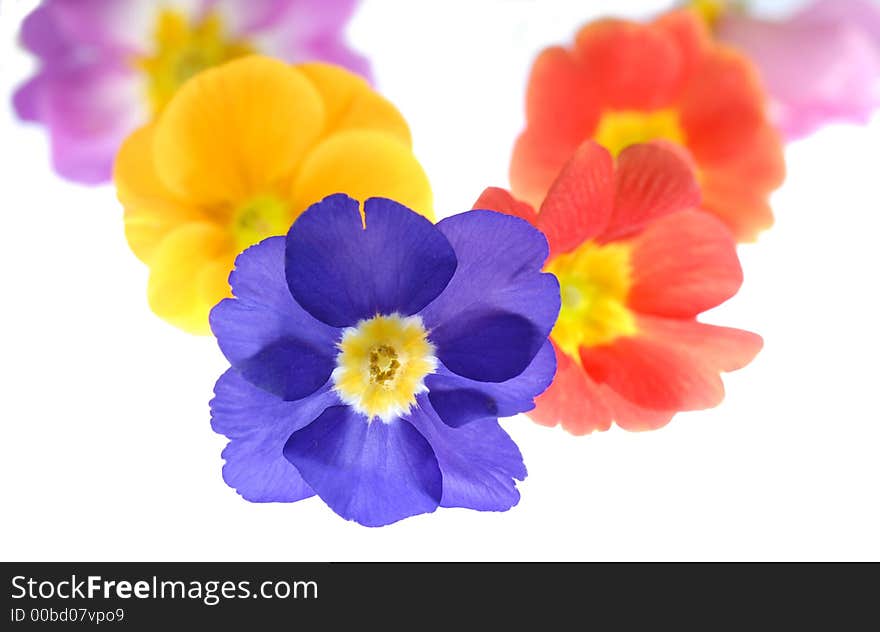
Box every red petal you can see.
[529,343,613,435]
[537,141,615,256]
[510,128,579,211]
[699,126,785,241]
[525,46,600,150]
[679,47,767,164]
[601,142,700,242]
[473,187,538,225]
[638,316,763,372]
[580,335,725,412]
[628,209,742,318]
[511,46,601,209]
[598,385,676,432]
[701,182,774,242]
[703,125,786,189]
[655,10,711,81]
[574,19,684,109]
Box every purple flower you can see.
[209,195,560,526]
[717,0,880,140]
[13,0,371,184]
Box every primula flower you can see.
[14,0,370,184]
[114,55,431,334]
[209,194,559,526]
[511,9,785,242]
[708,0,880,140]
[477,141,762,435]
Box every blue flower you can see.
[209,194,560,526]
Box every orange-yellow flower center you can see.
[687,0,730,28]
[136,9,254,114]
[545,241,637,359]
[333,314,437,423]
[230,195,291,252]
[594,109,685,157]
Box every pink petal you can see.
[718,2,880,140]
[45,62,146,184]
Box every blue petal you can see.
[419,210,559,382]
[235,338,335,401]
[407,396,527,512]
[438,209,550,273]
[285,195,457,327]
[283,406,442,526]
[426,340,556,426]
[430,311,542,383]
[210,237,340,399]
[210,369,337,503]
[427,388,498,428]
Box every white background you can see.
[1,0,878,561]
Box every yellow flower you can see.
[115,55,433,334]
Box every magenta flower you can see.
[13,0,371,184]
[717,0,880,140]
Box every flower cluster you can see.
[13,0,867,525]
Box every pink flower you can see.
[717,0,880,140]
[13,0,371,185]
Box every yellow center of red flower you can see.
[545,241,636,359]
[687,0,729,28]
[230,195,291,252]
[332,314,437,423]
[136,9,254,114]
[594,109,685,157]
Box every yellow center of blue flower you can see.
[231,195,291,252]
[332,314,437,423]
[594,109,685,157]
[136,9,254,114]
[545,241,637,359]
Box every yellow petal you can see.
[146,222,233,334]
[196,259,236,311]
[115,124,205,263]
[153,55,325,206]
[290,129,433,221]
[297,62,412,145]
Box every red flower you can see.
[510,10,785,242]
[476,141,762,434]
